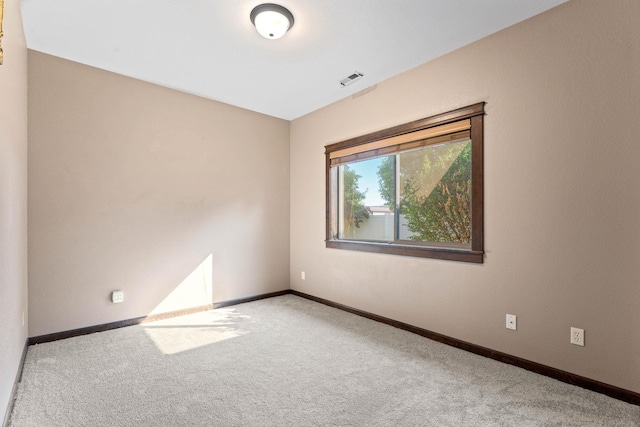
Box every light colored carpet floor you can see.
[9,295,640,426]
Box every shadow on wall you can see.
[147,253,213,317]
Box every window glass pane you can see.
[338,156,394,241]
[398,139,471,246]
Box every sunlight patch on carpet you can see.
[142,308,250,354]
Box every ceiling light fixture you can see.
[250,3,294,40]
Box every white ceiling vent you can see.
[340,72,364,87]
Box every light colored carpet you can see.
[9,295,640,426]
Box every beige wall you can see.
[290,0,640,394]
[28,51,290,337]
[0,0,28,422]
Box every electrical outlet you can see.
[301,271,305,280]
[571,327,584,346]
[111,290,124,304]
[506,314,517,330]
[22,311,25,327]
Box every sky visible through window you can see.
[347,157,385,207]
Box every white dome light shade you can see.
[250,4,294,40]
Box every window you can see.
[325,103,484,263]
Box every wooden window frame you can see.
[325,103,485,263]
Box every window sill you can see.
[326,240,484,263]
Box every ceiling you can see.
[20,0,567,120]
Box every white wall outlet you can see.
[301,271,305,280]
[22,310,25,327]
[111,290,124,304]
[571,327,584,346]
[506,314,517,330]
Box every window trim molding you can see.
[324,102,485,263]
